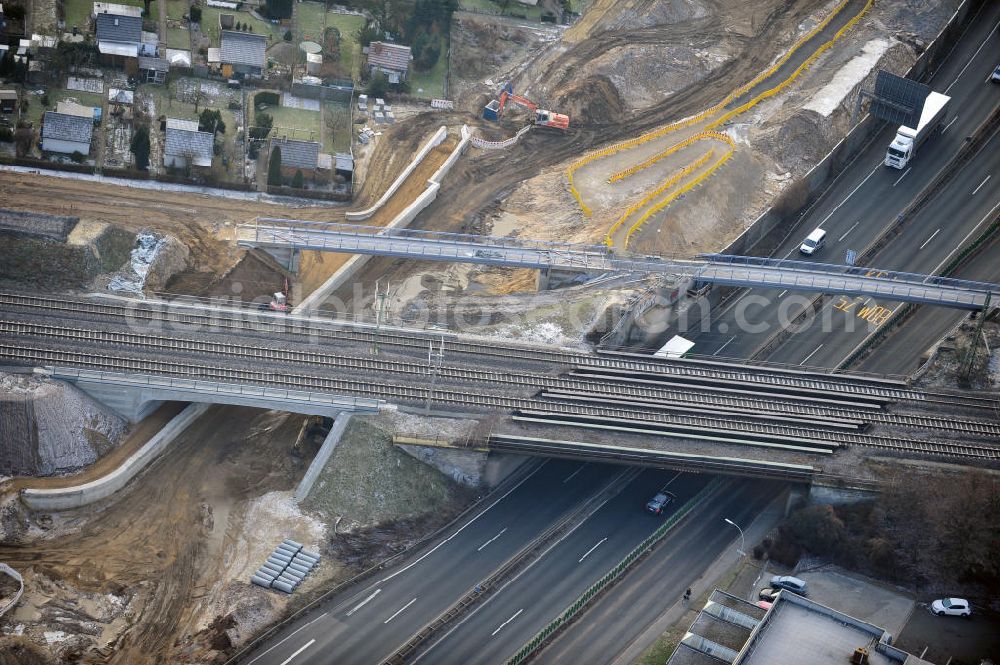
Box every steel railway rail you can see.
[5,292,990,408]
[3,319,1000,439]
[1,343,997,461]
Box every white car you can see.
[931,597,971,617]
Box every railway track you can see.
[3,319,1000,440]
[6,292,992,410]
[2,343,999,461]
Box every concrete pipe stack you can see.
[250,539,322,594]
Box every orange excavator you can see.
[483,83,570,130]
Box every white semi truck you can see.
[884,91,951,169]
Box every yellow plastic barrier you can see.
[567,0,872,215]
[605,149,716,245]
[623,145,736,249]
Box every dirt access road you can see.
[0,405,331,664]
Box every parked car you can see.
[931,597,972,617]
[991,64,1000,83]
[645,491,675,515]
[758,587,779,602]
[770,575,808,595]
[756,600,774,610]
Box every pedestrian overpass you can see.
[236,219,998,310]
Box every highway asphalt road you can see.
[243,459,624,665]
[537,479,783,665]
[687,4,1000,362]
[856,228,1000,375]
[411,470,712,665]
[765,123,1000,369]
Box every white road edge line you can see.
[800,344,824,366]
[491,609,524,637]
[383,598,418,624]
[972,175,991,195]
[243,613,327,665]
[944,20,1000,94]
[924,199,1000,283]
[919,229,941,250]
[892,167,912,187]
[579,537,608,563]
[278,640,316,665]
[816,164,881,228]
[838,221,861,242]
[347,589,381,617]
[562,464,587,484]
[942,116,958,134]
[411,468,636,664]
[477,528,508,552]
[376,461,546,584]
[713,335,736,356]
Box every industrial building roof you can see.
[42,111,94,144]
[668,590,933,665]
[368,41,411,73]
[165,119,214,166]
[220,30,266,68]
[96,12,142,45]
[270,137,320,170]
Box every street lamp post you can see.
[724,518,746,557]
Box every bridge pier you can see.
[259,246,300,274]
[535,267,606,291]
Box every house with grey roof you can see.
[270,137,320,177]
[41,111,94,155]
[367,42,411,83]
[164,118,214,169]
[138,55,169,84]
[220,30,266,78]
[96,11,142,70]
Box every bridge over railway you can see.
[2,292,1000,483]
[236,219,1000,310]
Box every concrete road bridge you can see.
[3,292,1000,484]
[237,219,1000,310]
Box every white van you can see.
[799,228,826,255]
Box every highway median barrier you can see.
[503,478,724,665]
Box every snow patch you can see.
[804,38,894,117]
[108,231,166,294]
[44,630,68,643]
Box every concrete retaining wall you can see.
[346,126,448,221]
[295,126,471,313]
[294,412,351,502]
[21,402,210,511]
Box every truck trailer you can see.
[884,91,950,169]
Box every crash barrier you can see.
[566,0,867,216]
[345,126,448,221]
[470,124,533,150]
[503,478,723,665]
[605,148,717,245]
[0,564,24,617]
[623,138,736,249]
[607,131,718,183]
[706,0,876,131]
[603,132,736,248]
[251,539,322,594]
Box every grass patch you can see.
[633,625,686,665]
[408,36,448,99]
[166,0,187,20]
[265,105,322,142]
[323,100,352,153]
[25,88,103,127]
[199,6,282,45]
[167,25,191,48]
[292,5,364,79]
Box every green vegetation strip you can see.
[504,478,723,665]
